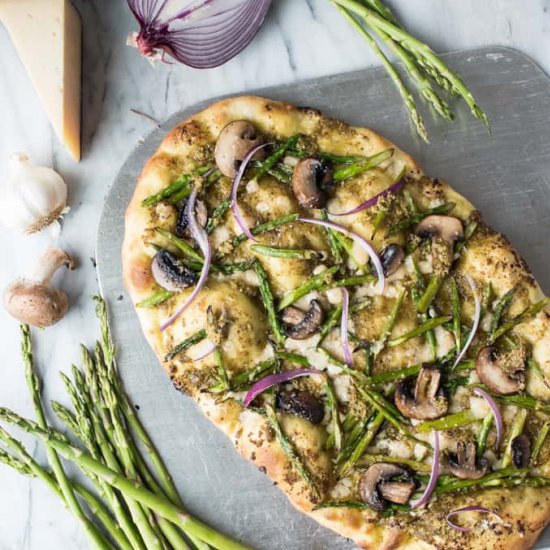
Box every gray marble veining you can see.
[0,1,549,548]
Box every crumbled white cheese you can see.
[256,202,270,214]
[449,386,469,413]
[313,264,328,275]
[413,444,427,461]
[283,156,299,167]
[326,287,343,304]
[469,395,490,419]
[210,225,230,248]
[332,374,351,403]
[246,179,259,193]
[434,326,456,358]
[329,478,353,499]
[351,241,369,265]
[418,259,433,274]
[481,312,492,332]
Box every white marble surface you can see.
[0,0,549,548]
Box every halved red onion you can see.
[473,387,503,446]
[230,142,271,242]
[330,178,407,217]
[192,340,217,362]
[445,506,502,533]
[161,187,211,330]
[452,275,480,368]
[243,368,323,408]
[297,218,385,294]
[341,288,353,366]
[412,430,440,509]
[128,0,273,68]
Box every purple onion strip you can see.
[473,387,503,447]
[445,506,502,533]
[243,368,323,408]
[412,430,440,509]
[452,275,480,368]
[341,288,353,366]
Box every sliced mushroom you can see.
[476,346,525,395]
[3,248,75,328]
[415,215,464,248]
[151,249,197,292]
[175,198,207,238]
[359,463,418,511]
[214,120,265,178]
[380,244,405,277]
[395,365,448,420]
[281,299,324,340]
[448,441,488,480]
[276,389,324,424]
[291,158,332,209]
[511,434,531,468]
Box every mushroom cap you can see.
[151,249,198,292]
[415,215,464,246]
[448,440,488,480]
[511,434,531,468]
[291,158,331,209]
[475,346,525,395]
[281,299,324,340]
[395,365,448,420]
[3,280,69,328]
[380,244,405,277]
[214,120,265,178]
[276,389,324,424]
[359,463,417,511]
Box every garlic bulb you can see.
[0,153,68,234]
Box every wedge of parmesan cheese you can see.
[0,0,82,161]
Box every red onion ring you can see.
[330,178,407,217]
[297,218,385,294]
[243,368,323,408]
[161,187,211,330]
[473,387,503,446]
[230,142,271,242]
[192,340,217,362]
[341,288,353,366]
[445,506,502,533]
[453,275,480,368]
[412,430,440,509]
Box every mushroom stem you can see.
[31,248,75,284]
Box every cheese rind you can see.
[0,0,82,161]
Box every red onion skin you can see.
[297,217,385,294]
[473,387,503,446]
[161,187,211,330]
[330,178,407,217]
[230,142,271,242]
[412,430,440,509]
[243,368,322,408]
[453,275,480,368]
[445,506,501,533]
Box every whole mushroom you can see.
[415,215,464,248]
[3,248,75,328]
[394,365,448,420]
[151,249,197,292]
[214,120,266,178]
[359,463,418,511]
[276,388,324,425]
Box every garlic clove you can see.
[3,247,76,328]
[0,153,68,234]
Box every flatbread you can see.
[122,96,550,549]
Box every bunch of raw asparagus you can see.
[0,297,247,550]
[332,0,489,141]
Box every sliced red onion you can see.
[452,275,480,368]
[412,430,440,509]
[341,288,353,366]
[192,340,217,362]
[230,142,271,242]
[330,178,407,217]
[446,506,502,533]
[473,387,503,447]
[243,368,322,408]
[161,187,211,330]
[298,218,385,294]
[128,0,273,68]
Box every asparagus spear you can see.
[333,148,395,181]
[531,421,550,465]
[206,199,231,234]
[0,427,132,550]
[165,329,207,361]
[230,213,299,248]
[20,326,111,550]
[501,408,528,468]
[278,266,340,310]
[253,135,300,182]
[137,289,174,308]
[0,408,250,550]
[417,410,476,433]
[476,413,493,458]
[388,316,450,347]
[250,244,321,260]
[254,261,285,347]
